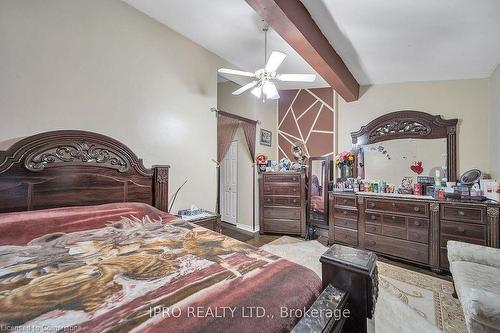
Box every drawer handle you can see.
[343,199,348,204]
[414,221,421,226]
[292,199,297,203]
[458,210,465,216]
[391,216,396,220]
[343,211,348,215]
[293,188,297,192]
[293,177,298,181]
[457,227,465,233]
[414,207,420,212]
[266,198,271,202]
[367,240,376,245]
[370,215,376,220]
[369,202,375,208]
[392,202,396,207]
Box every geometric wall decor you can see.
[278,88,336,160]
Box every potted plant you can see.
[335,151,355,180]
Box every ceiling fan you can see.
[218,26,316,101]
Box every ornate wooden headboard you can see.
[0,130,169,213]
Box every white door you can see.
[221,141,238,224]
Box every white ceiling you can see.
[123,0,327,90]
[302,0,500,84]
[124,0,500,87]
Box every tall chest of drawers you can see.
[258,172,306,237]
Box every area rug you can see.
[260,236,466,333]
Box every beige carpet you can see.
[260,236,466,333]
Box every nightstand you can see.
[182,212,221,233]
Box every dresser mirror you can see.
[362,138,447,185]
[308,156,329,228]
[351,111,458,183]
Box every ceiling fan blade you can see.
[276,74,316,82]
[218,68,255,77]
[265,51,286,73]
[232,81,259,95]
[263,81,280,99]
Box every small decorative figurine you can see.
[279,158,292,171]
[398,176,414,194]
[410,161,424,175]
[291,141,307,167]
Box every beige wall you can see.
[217,81,278,231]
[338,79,491,178]
[489,65,500,179]
[0,0,235,213]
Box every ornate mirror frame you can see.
[350,111,458,182]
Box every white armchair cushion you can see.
[447,241,500,270]
[469,289,500,329]
[450,261,500,332]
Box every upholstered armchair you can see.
[448,241,500,333]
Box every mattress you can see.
[0,203,321,332]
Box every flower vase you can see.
[340,164,353,180]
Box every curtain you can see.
[217,115,240,164]
[240,121,256,161]
[215,110,258,228]
[240,120,257,230]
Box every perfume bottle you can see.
[434,170,441,187]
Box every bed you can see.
[0,130,322,332]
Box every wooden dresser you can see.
[259,172,306,237]
[329,192,500,273]
[439,202,499,270]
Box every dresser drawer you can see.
[366,198,428,217]
[334,208,358,220]
[263,219,301,234]
[382,225,407,240]
[408,229,429,244]
[365,223,382,235]
[365,212,382,223]
[334,218,358,230]
[407,218,429,230]
[263,174,300,183]
[382,214,406,226]
[333,227,358,247]
[334,195,357,208]
[365,234,429,264]
[263,183,300,196]
[263,196,300,207]
[441,205,485,224]
[440,220,486,246]
[264,207,301,220]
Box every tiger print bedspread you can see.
[0,204,321,333]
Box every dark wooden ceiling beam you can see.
[245,0,360,102]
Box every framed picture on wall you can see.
[260,129,272,147]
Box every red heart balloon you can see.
[410,162,423,175]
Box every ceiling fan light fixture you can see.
[263,81,279,99]
[221,26,316,101]
[251,86,262,98]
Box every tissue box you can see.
[480,179,499,201]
